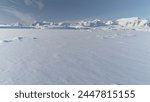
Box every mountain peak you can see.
[116,17,149,27]
[117,17,140,21]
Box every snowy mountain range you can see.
[1,17,150,30]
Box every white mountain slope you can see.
[116,17,150,27]
[0,29,150,84]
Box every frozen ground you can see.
[0,29,150,85]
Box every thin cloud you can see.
[35,0,44,10]
[8,0,18,5]
[0,6,35,24]
[24,0,44,10]
[24,0,32,6]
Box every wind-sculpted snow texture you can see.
[0,29,150,85]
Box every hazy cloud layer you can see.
[0,6,35,24]
[24,0,44,10]
[8,0,18,5]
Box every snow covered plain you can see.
[0,29,150,85]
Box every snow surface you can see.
[0,29,150,85]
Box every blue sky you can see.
[0,0,150,24]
